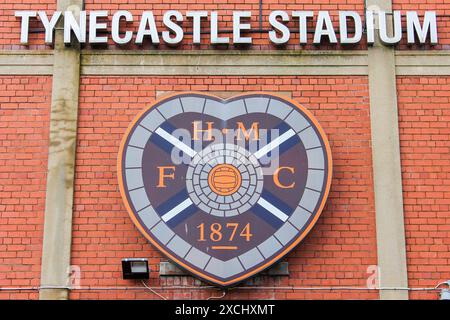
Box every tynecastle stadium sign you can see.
[15,10,438,46]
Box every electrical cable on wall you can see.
[206,290,227,300]
[1,283,447,293]
[141,280,168,300]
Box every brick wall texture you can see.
[0,76,52,299]
[397,76,450,300]
[0,0,449,301]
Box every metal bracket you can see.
[159,260,289,277]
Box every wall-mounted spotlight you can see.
[121,258,149,280]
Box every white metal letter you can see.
[292,11,313,44]
[366,10,375,45]
[112,10,133,45]
[136,11,160,44]
[186,11,208,44]
[233,11,252,44]
[15,11,36,45]
[211,11,229,44]
[64,10,86,43]
[89,11,108,44]
[38,11,61,44]
[379,11,402,45]
[407,11,438,45]
[269,11,290,45]
[314,11,337,44]
[339,11,362,44]
[162,10,184,45]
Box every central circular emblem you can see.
[118,92,332,287]
[186,143,263,217]
[209,164,241,196]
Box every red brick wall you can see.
[393,0,450,49]
[397,76,450,300]
[0,76,52,299]
[69,75,378,300]
[1,0,449,302]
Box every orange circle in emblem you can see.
[208,164,242,196]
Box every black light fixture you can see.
[121,258,149,279]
